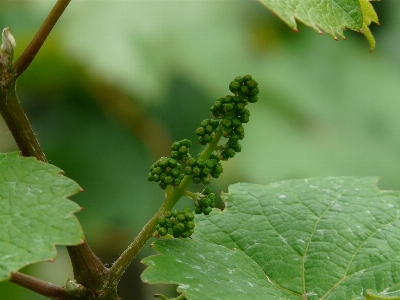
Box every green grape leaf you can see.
[257,0,378,49]
[142,177,400,299]
[0,152,84,281]
[366,290,400,300]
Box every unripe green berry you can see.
[225,148,236,158]
[213,100,223,110]
[202,176,211,185]
[176,222,186,232]
[202,186,212,194]
[165,219,174,228]
[242,75,252,82]
[224,103,234,112]
[235,125,245,135]
[158,227,168,236]
[173,178,181,186]
[186,221,195,229]
[230,134,240,142]
[193,176,202,184]
[246,79,258,89]
[165,167,172,174]
[205,125,213,134]
[179,174,185,180]
[179,146,189,156]
[170,151,180,160]
[172,230,181,238]
[203,134,212,143]
[201,197,212,207]
[198,137,206,145]
[180,139,192,148]
[210,119,220,128]
[240,86,249,95]
[188,158,197,166]
[171,209,179,217]
[202,167,211,176]
[209,193,216,200]
[154,167,162,174]
[223,95,233,103]
[164,211,172,218]
[185,166,193,175]
[148,174,155,181]
[221,119,231,128]
[214,164,223,174]
[177,213,186,222]
[229,81,241,92]
[196,159,206,168]
[231,118,242,127]
[203,207,212,215]
[200,119,210,127]
[171,141,181,151]
[157,216,166,225]
[171,168,180,178]
[248,95,258,103]
[193,166,201,176]
[196,127,205,136]
[184,211,194,221]
[249,87,259,95]
[240,115,250,123]
[160,158,169,168]
[234,76,244,84]
[181,230,191,238]
[168,159,178,168]
[195,207,202,214]
[164,176,173,185]
[159,182,167,189]
[205,160,215,169]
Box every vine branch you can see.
[10,272,77,300]
[13,0,71,77]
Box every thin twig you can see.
[10,272,76,300]
[13,0,71,77]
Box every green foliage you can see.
[257,0,379,50]
[0,152,83,281]
[142,177,400,299]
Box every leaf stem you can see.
[0,80,47,162]
[13,0,71,78]
[10,272,77,300]
[109,124,224,283]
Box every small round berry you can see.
[202,186,212,194]
[240,86,249,95]
[158,227,168,236]
[177,213,186,222]
[203,134,212,143]
[164,176,173,185]
[181,230,191,238]
[221,119,231,128]
[229,81,241,92]
[160,158,169,168]
[202,176,211,185]
[171,209,179,217]
[184,211,194,221]
[231,119,242,127]
[171,141,181,151]
[234,125,245,135]
[209,193,216,200]
[194,207,202,214]
[193,166,201,176]
[170,151,180,160]
[159,182,167,190]
[203,207,212,215]
[246,79,258,89]
[224,103,234,112]
[242,75,252,82]
[249,87,259,96]
[205,160,215,169]
[180,139,192,148]
[164,211,172,218]
[202,167,211,176]
[201,197,212,207]
[196,159,206,168]
[157,216,166,225]
[248,95,258,103]
[234,76,244,84]
[188,158,197,166]
[196,127,205,136]
[193,176,202,184]
[200,119,210,127]
[179,146,189,156]
[185,166,193,175]
[186,221,195,229]
[165,219,174,228]
[173,178,181,186]
[176,222,186,232]
[171,168,180,178]
[205,125,214,134]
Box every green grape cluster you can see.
[184,152,223,185]
[156,207,195,238]
[210,75,259,160]
[148,157,184,190]
[195,119,220,145]
[194,186,216,215]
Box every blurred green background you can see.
[1,0,400,299]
